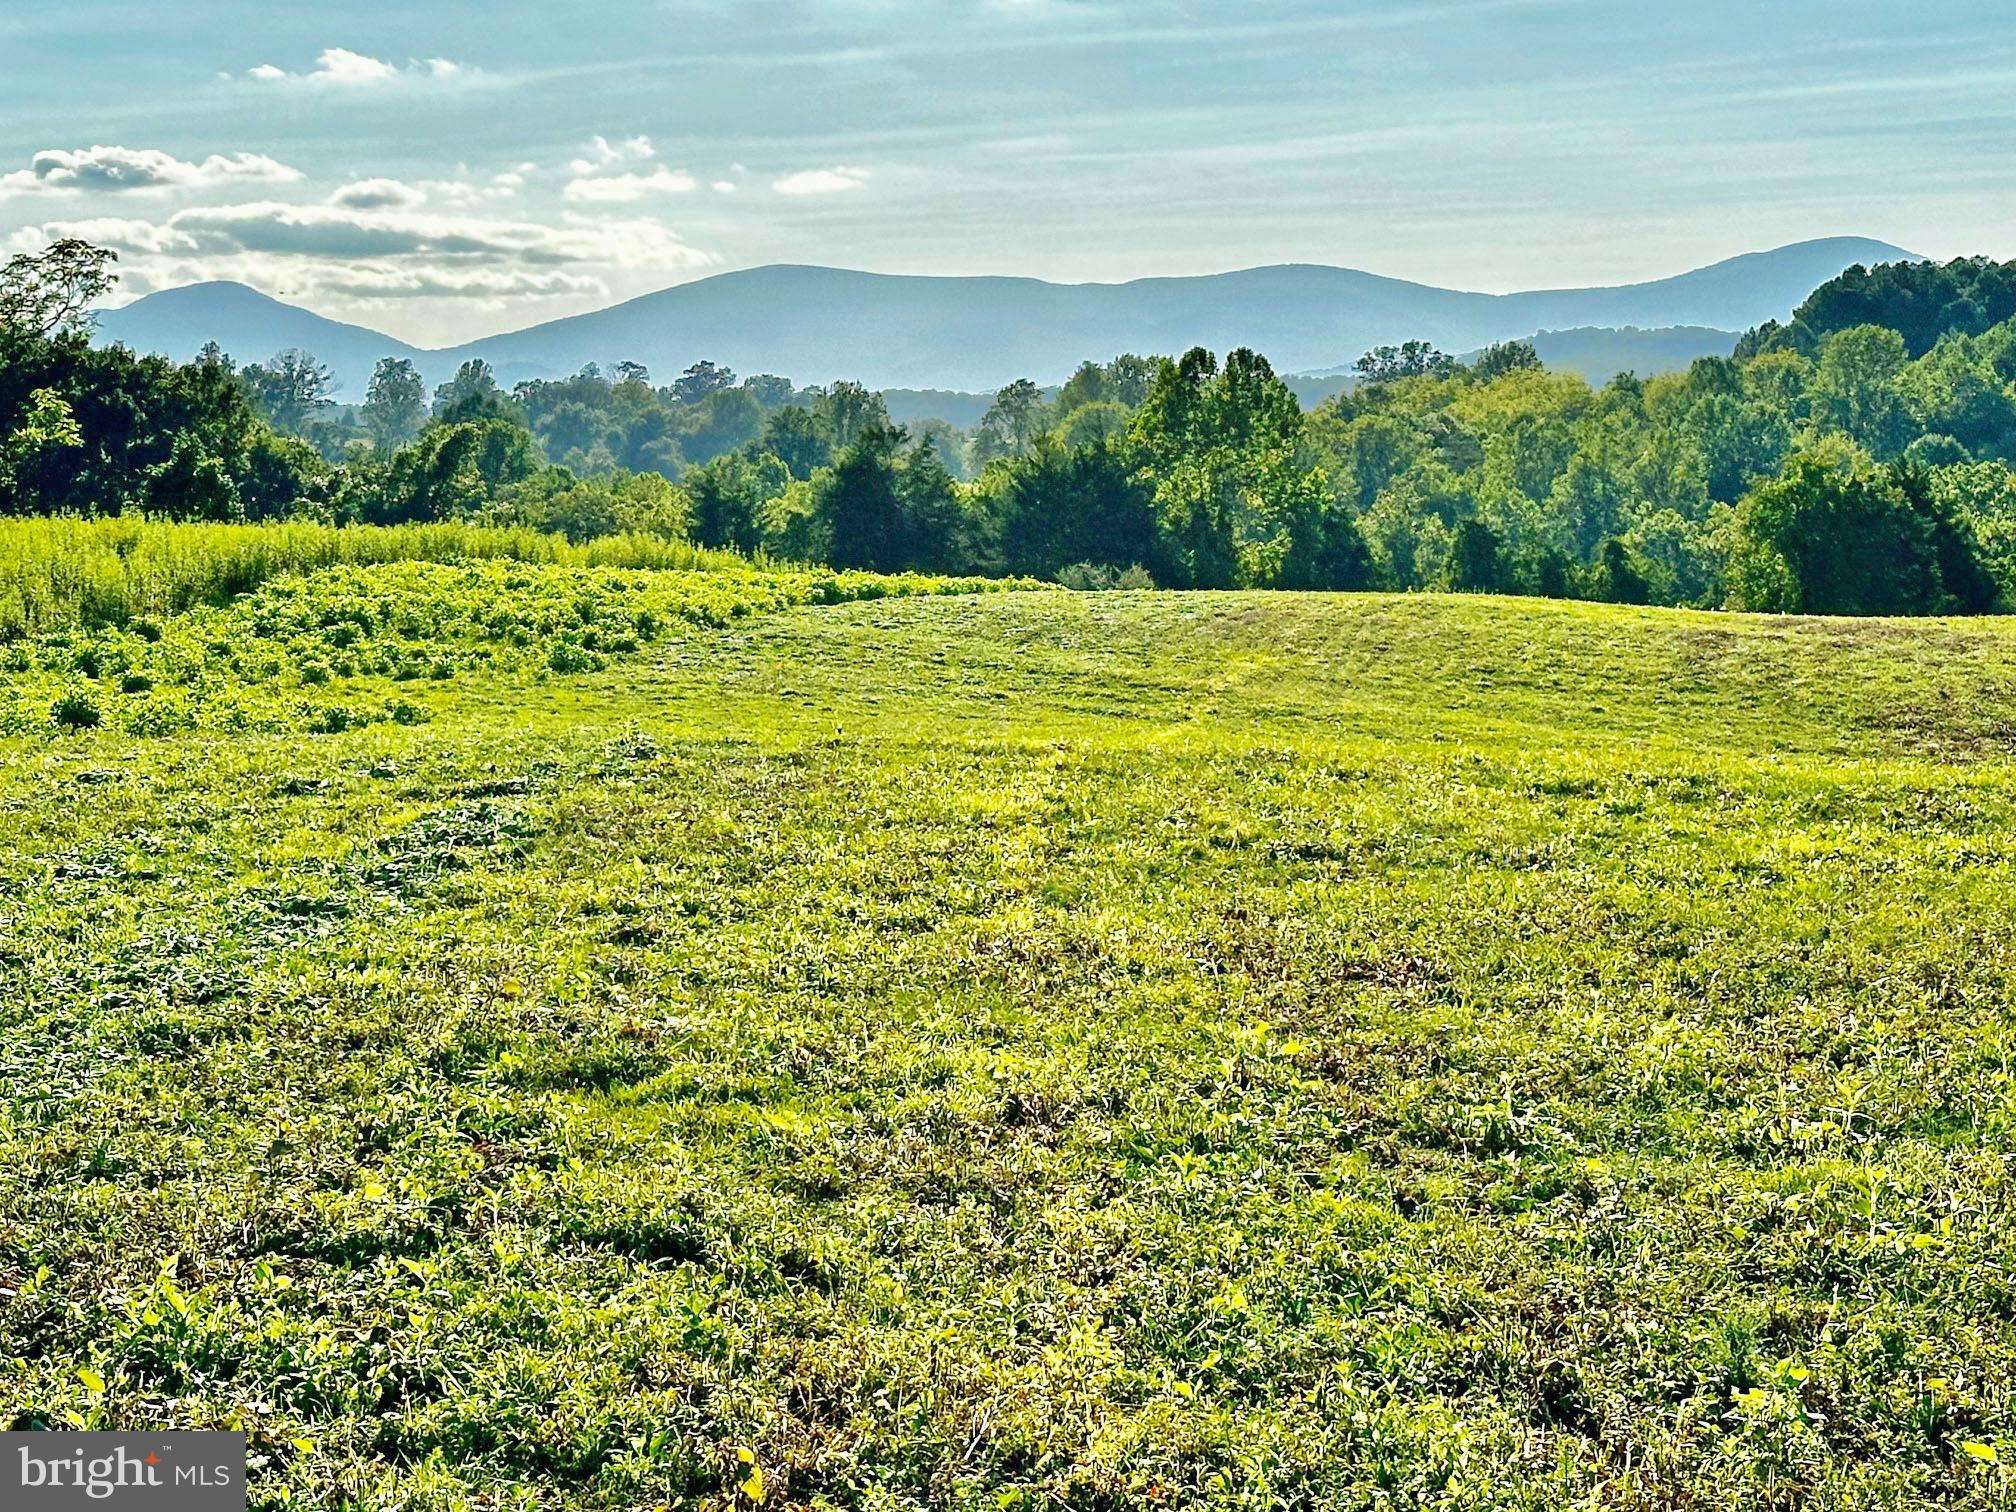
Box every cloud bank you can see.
[0,146,301,198]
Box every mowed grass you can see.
[7,577,2016,1508]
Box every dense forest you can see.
[10,239,2016,614]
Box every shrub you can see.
[305,704,362,735]
[1056,562,1118,591]
[50,690,100,730]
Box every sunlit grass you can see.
[0,516,750,638]
[5,568,2016,1507]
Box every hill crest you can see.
[94,237,1918,396]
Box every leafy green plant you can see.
[48,688,99,729]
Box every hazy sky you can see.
[2,0,2011,345]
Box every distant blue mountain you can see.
[95,282,426,397]
[1516,325,1739,382]
[96,237,1917,398]
[1279,325,1743,411]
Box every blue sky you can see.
[2,0,2011,344]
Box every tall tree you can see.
[434,359,512,423]
[1354,340,1457,385]
[976,378,1050,461]
[361,357,427,453]
[995,436,1157,578]
[813,382,888,453]
[894,434,965,571]
[1471,340,1542,381]
[0,240,117,336]
[811,424,908,571]
[761,405,831,479]
[240,350,335,435]
[688,451,789,553]
[671,360,736,405]
[1808,325,1911,458]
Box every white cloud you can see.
[329,177,426,211]
[145,201,707,272]
[14,194,714,335]
[772,166,869,196]
[557,213,715,271]
[563,167,699,203]
[417,176,519,207]
[712,180,738,194]
[0,146,301,199]
[6,217,200,256]
[312,264,607,300]
[23,200,712,287]
[244,48,465,86]
[564,138,700,203]
[570,135,656,174]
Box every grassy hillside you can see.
[6,569,2016,1508]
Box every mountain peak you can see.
[97,282,424,397]
[95,238,1932,397]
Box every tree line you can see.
[8,239,2016,615]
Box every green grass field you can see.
[7,552,2016,1508]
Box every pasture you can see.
[5,547,2016,1508]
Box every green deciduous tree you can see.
[361,358,427,453]
[994,436,1156,579]
[761,405,831,479]
[0,239,117,336]
[241,350,335,436]
[0,387,82,494]
[974,378,1050,464]
[1443,517,1503,592]
[1470,340,1542,381]
[688,450,789,553]
[1808,325,1911,458]
[1354,340,1457,385]
[434,360,513,424]
[1726,439,1994,614]
[813,382,888,453]
[671,360,736,405]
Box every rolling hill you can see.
[1283,324,1743,408]
[94,281,428,393]
[94,236,1913,398]
[1513,324,1739,381]
[6,556,2013,1505]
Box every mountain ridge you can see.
[94,236,1918,397]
